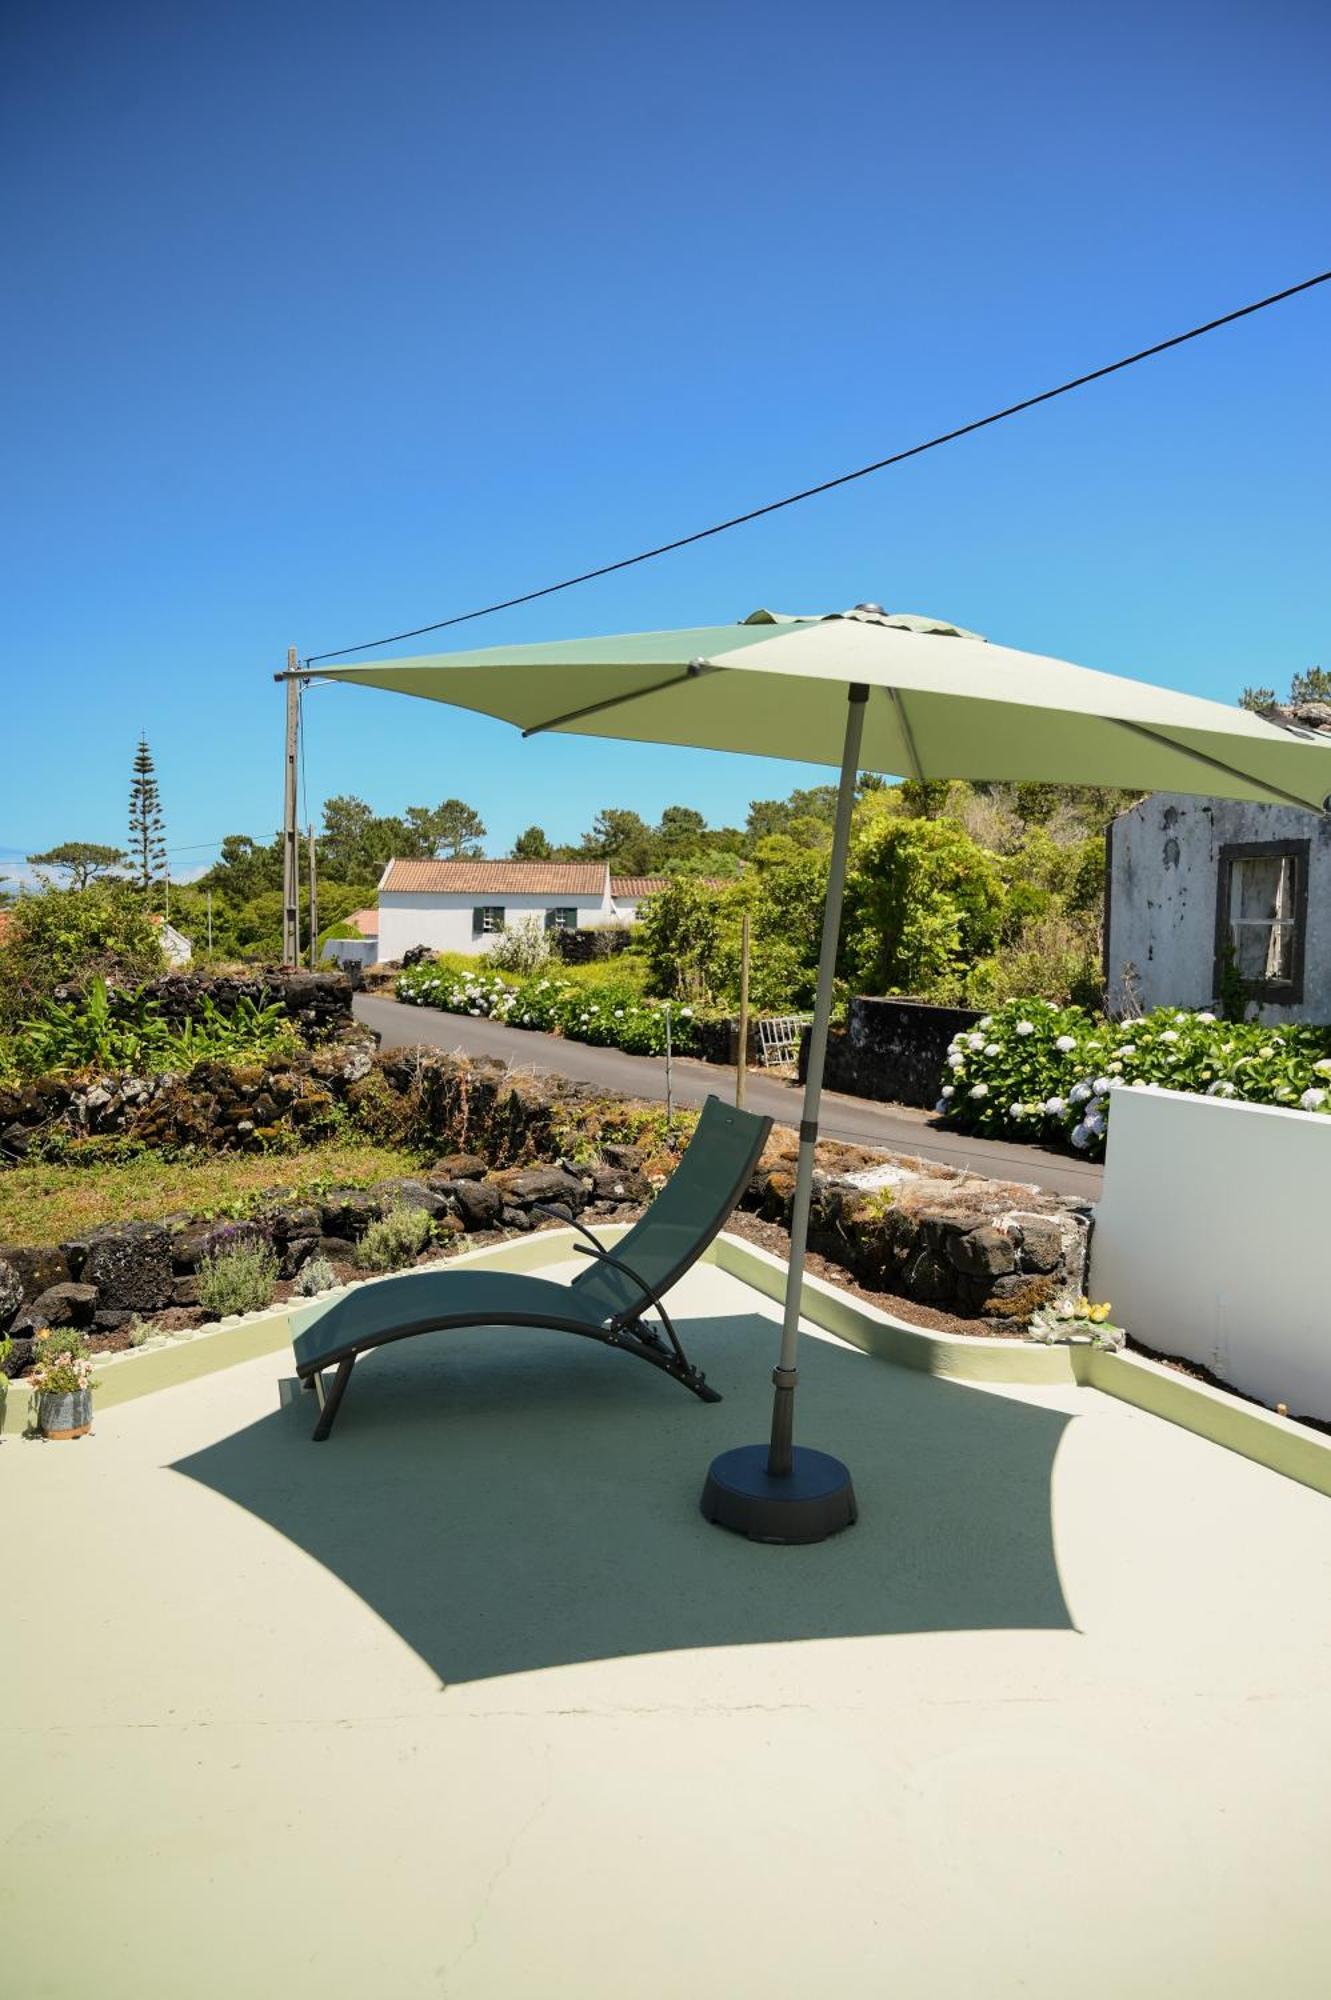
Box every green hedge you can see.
[394,962,697,1058]
[935,998,1331,1158]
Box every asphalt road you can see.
[355,993,1104,1202]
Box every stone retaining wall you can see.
[801,997,982,1108]
[0,1046,1091,1369]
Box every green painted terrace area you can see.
[5,1230,1331,1998]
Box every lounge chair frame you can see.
[293,1098,771,1440]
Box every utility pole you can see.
[279,646,300,965]
[736,910,751,1109]
[307,822,319,967]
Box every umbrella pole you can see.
[701,683,867,1543]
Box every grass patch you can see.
[0,1139,427,1244]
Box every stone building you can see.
[1105,790,1331,1023]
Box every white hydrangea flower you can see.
[1092,1076,1114,1095]
[1159,1030,1179,1044]
[1300,1088,1327,1112]
[978,1016,992,1029]
[984,1042,1001,1057]
[1055,1035,1077,1053]
[1070,1123,1091,1149]
[1069,1081,1093,1104]
[947,1053,965,1070]
[1015,1020,1034,1036]
[968,1034,986,1051]
[1009,1103,1024,1118]
[1044,1096,1066,1116]
[969,1082,989,1099]
[1195,1011,1216,1023]
[1206,1081,1237,1097]
[941,1084,954,1098]
[1315,1059,1331,1077]
[1117,1043,1136,1058]
[1084,1109,1105,1135]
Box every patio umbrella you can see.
[310,605,1331,1541]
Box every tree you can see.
[578,808,656,874]
[840,814,1007,999]
[27,841,128,890]
[127,736,167,891]
[406,798,487,859]
[1241,667,1331,714]
[512,825,553,860]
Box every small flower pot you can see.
[37,1388,93,1440]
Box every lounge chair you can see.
[290,1096,772,1440]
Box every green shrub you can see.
[293,1253,338,1296]
[0,882,164,1031]
[196,1225,280,1316]
[487,918,553,975]
[936,998,1331,1158]
[355,1204,434,1271]
[8,978,298,1079]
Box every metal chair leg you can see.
[310,1355,355,1441]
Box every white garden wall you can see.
[1091,1086,1331,1420]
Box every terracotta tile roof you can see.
[610,876,671,899]
[380,859,608,896]
[347,908,379,936]
[611,875,732,898]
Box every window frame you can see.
[1213,838,1310,1005]
[472,904,506,936]
[544,906,578,933]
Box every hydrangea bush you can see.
[935,998,1331,1159]
[394,962,698,1057]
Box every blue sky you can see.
[4,0,1329,875]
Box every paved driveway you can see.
[355,992,1103,1201]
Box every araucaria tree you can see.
[128,736,167,891]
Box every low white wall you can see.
[1091,1086,1331,1420]
[322,937,377,969]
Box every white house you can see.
[376,860,616,960]
[1105,791,1331,1023]
[607,875,671,923]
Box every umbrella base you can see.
[700,1444,857,1545]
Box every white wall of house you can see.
[378,890,610,961]
[1107,791,1331,1023]
[1091,1086,1331,1420]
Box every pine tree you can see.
[128,735,167,892]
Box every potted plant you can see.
[29,1332,99,1440]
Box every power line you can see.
[306,267,1331,666]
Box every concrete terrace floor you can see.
[6,1259,1331,1998]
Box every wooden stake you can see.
[280,647,300,965]
[736,910,751,1109]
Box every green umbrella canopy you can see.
[312,606,1331,813]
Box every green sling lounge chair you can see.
[290,1096,772,1440]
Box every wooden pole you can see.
[307,822,319,967]
[280,647,300,965]
[736,910,751,1109]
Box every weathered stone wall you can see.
[747,1150,1089,1322]
[800,998,982,1108]
[0,1141,655,1371]
[111,969,356,1040]
[0,1047,1090,1373]
[550,928,635,966]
